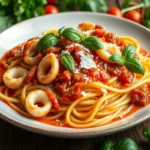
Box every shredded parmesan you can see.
[77,51,97,69]
[81,91,88,96]
[75,43,90,52]
[66,44,74,49]
[61,50,70,56]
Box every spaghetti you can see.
[0,22,150,128]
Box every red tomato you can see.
[107,7,123,17]
[124,10,142,24]
[47,0,56,4]
[44,5,59,14]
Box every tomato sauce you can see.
[1,24,150,128]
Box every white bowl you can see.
[0,12,150,138]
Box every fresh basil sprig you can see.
[82,36,104,51]
[143,127,150,141]
[58,26,65,37]
[109,45,144,75]
[36,33,60,51]
[125,58,144,75]
[123,45,136,58]
[60,54,74,72]
[60,27,82,42]
[114,138,138,150]
[58,26,104,51]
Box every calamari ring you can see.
[96,42,122,63]
[37,53,59,84]
[43,29,58,35]
[3,66,28,89]
[23,39,42,65]
[78,22,95,31]
[25,90,52,117]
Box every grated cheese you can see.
[77,51,97,69]
[61,50,70,56]
[81,91,88,96]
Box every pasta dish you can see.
[0,22,150,128]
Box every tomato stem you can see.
[122,3,144,14]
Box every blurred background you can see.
[0,0,149,32]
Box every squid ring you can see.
[25,90,52,117]
[3,66,28,89]
[96,42,122,63]
[23,39,42,65]
[78,22,95,31]
[37,53,59,84]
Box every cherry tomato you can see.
[47,0,56,4]
[107,7,123,17]
[124,10,142,24]
[44,5,59,14]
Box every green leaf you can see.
[0,16,14,32]
[143,0,150,7]
[61,27,82,42]
[125,58,144,75]
[0,0,11,6]
[36,33,60,51]
[57,0,72,11]
[123,45,136,58]
[73,0,85,9]
[58,26,65,37]
[33,7,45,17]
[123,0,131,8]
[0,5,6,16]
[143,127,150,141]
[143,20,150,28]
[115,137,138,150]
[60,54,74,72]
[82,36,104,51]
[109,54,124,65]
[145,8,150,20]
[85,0,108,12]
[98,139,115,150]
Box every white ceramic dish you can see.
[0,12,150,138]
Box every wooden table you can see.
[0,1,150,150]
[0,118,150,150]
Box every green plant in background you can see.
[143,127,150,141]
[57,0,107,12]
[0,0,46,32]
[98,137,138,150]
[0,0,108,32]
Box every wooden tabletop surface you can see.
[0,118,150,150]
[0,1,150,150]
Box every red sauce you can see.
[1,24,150,128]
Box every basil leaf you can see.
[143,0,150,7]
[58,26,65,37]
[61,27,82,42]
[122,0,131,8]
[85,0,108,12]
[0,16,14,32]
[123,45,136,58]
[57,0,72,11]
[98,139,115,150]
[60,54,74,72]
[145,9,150,20]
[115,138,138,150]
[109,54,124,65]
[82,36,104,51]
[36,33,60,51]
[143,20,150,28]
[125,58,144,75]
[143,127,150,141]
